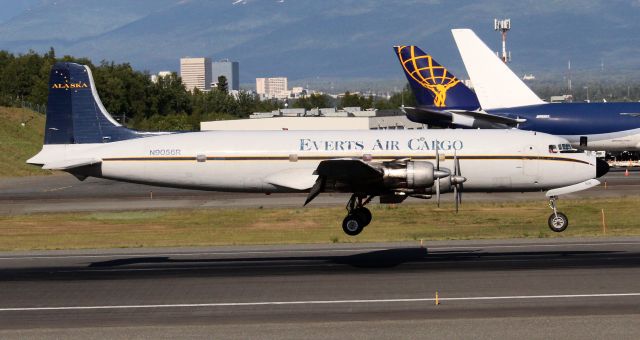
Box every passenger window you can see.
[548,145,558,153]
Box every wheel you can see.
[352,207,372,226]
[548,212,568,232]
[342,214,365,236]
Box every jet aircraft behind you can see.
[28,62,608,235]
[394,38,640,151]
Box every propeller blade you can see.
[435,143,440,170]
[454,185,459,213]
[436,178,440,207]
[452,149,462,212]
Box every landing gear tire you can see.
[548,212,568,232]
[352,207,372,226]
[342,214,365,236]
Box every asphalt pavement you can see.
[0,169,638,214]
[0,238,639,338]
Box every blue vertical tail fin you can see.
[44,62,144,144]
[393,45,480,110]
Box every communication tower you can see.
[494,18,511,63]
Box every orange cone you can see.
[625,168,630,176]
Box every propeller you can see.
[451,150,467,213]
[432,144,451,208]
[435,144,440,207]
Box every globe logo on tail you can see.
[396,46,460,107]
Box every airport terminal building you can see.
[200,107,425,131]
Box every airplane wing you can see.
[265,168,318,191]
[41,158,102,170]
[304,159,384,205]
[404,106,525,128]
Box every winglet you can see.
[451,29,546,110]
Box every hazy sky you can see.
[0,0,40,23]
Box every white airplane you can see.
[450,28,640,151]
[28,63,609,236]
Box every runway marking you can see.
[43,185,73,192]
[2,293,640,312]
[1,241,640,260]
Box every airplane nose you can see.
[596,158,610,178]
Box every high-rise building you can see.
[180,57,211,92]
[211,60,239,91]
[256,77,288,98]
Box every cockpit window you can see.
[559,143,577,153]
[548,145,558,153]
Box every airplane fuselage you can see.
[29,129,598,194]
[489,102,640,151]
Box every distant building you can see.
[201,108,424,131]
[211,60,239,91]
[256,77,288,99]
[180,57,211,92]
[550,94,573,103]
[150,71,173,83]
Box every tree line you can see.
[0,48,283,130]
[0,48,421,131]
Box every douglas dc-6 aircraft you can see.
[28,63,608,235]
[394,29,640,151]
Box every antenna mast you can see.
[494,18,511,63]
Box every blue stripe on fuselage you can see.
[489,102,640,135]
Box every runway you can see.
[1,238,640,338]
[1,169,638,214]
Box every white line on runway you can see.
[2,293,640,312]
[43,185,73,192]
[1,241,639,260]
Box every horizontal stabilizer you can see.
[42,158,102,170]
[404,106,525,128]
[265,168,317,191]
[545,179,600,197]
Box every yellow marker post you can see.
[601,209,607,235]
[435,291,440,306]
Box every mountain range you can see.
[1,0,639,86]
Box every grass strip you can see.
[0,196,639,251]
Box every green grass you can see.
[0,197,638,251]
[0,106,51,177]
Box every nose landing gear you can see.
[342,194,373,236]
[547,196,568,232]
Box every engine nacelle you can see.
[382,161,435,189]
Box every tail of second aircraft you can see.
[393,45,480,110]
[451,29,546,110]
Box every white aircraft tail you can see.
[451,28,546,110]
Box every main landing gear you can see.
[342,194,373,236]
[547,196,568,232]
